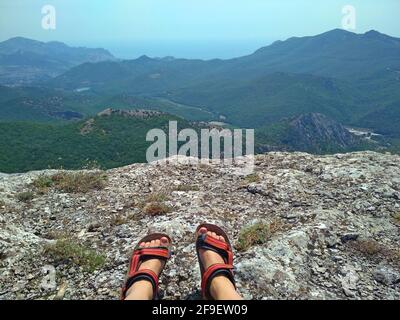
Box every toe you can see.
[199,227,208,235]
[140,242,145,247]
[219,235,225,242]
[211,232,217,239]
[150,240,156,246]
[155,239,161,246]
[160,237,169,245]
[144,242,151,248]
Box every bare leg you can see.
[125,237,169,300]
[198,228,243,300]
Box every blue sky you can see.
[1,0,399,59]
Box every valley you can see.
[1,29,400,173]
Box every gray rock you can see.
[373,266,400,286]
[1,151,400,300]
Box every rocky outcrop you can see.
[287,113,360,153]
[97,108,163,118]
[0,151,399,300]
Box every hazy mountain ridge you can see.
[39,29,400,135]
[0,37,115,85]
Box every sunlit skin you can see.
[125,227,242,300]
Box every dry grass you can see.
[349,239,400,266]
[110,213,135,226]
[174,184,200,192]
[393,212,400,225]
[143,202,171,216]
[32,175,54,194]
[44,239,106,272]
[32,172,106,194]
[16,191,35,202]
[145,192,170,203]
[138,192,172,216]
[236,219,286,251]
[351,239,381,256]
[243,173,261,184]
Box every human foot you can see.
[123,234,171,300]
[198,227,226,269]
[136,237,170,275]
[196,224,241,300]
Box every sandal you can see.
[195,223,236,300]
[121,233,172,300]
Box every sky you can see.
[0,0,399,59]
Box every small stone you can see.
[340,233,359,243]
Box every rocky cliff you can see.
[1,151,399,300]
[286,113,361,153]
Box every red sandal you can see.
[121,233,172,300]
[195,223,236,300]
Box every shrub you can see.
[16,191,35,202]
[349,239,400,266]
[32,175,54,193]
[236,220,286,251]
[44,239,106,272]
[351,239,381,256]
[236,222,271,251]
[145,192,170,203]
[51,172,106,193]
[244,173,261,184]
[143,202,171,216]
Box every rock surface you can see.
[0,151,399,300]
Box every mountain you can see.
[285,113,361,152]
[255,113,370,154]
[0,37,115,85]
[48,29,400,92]
[165,72,366,127]
[44,29,400,134]
[1,151,400,299]
[235,29,400,80]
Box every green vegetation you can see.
[0,114,191,173]
[32,172,106,193]
[16,191,34,202]
[32,175,54,193]
[244,173,261,184]
[44,239,106,272]
[51,172,106,193]
[236,220,286,251]
[1,31,400,173]
[393,212,400,225]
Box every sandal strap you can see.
[134,247,171,259]
[121,246,170,300]
[201,263,235,299]
[121,269,159,300]
[197,234,234,265]
[196,233,235,299]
